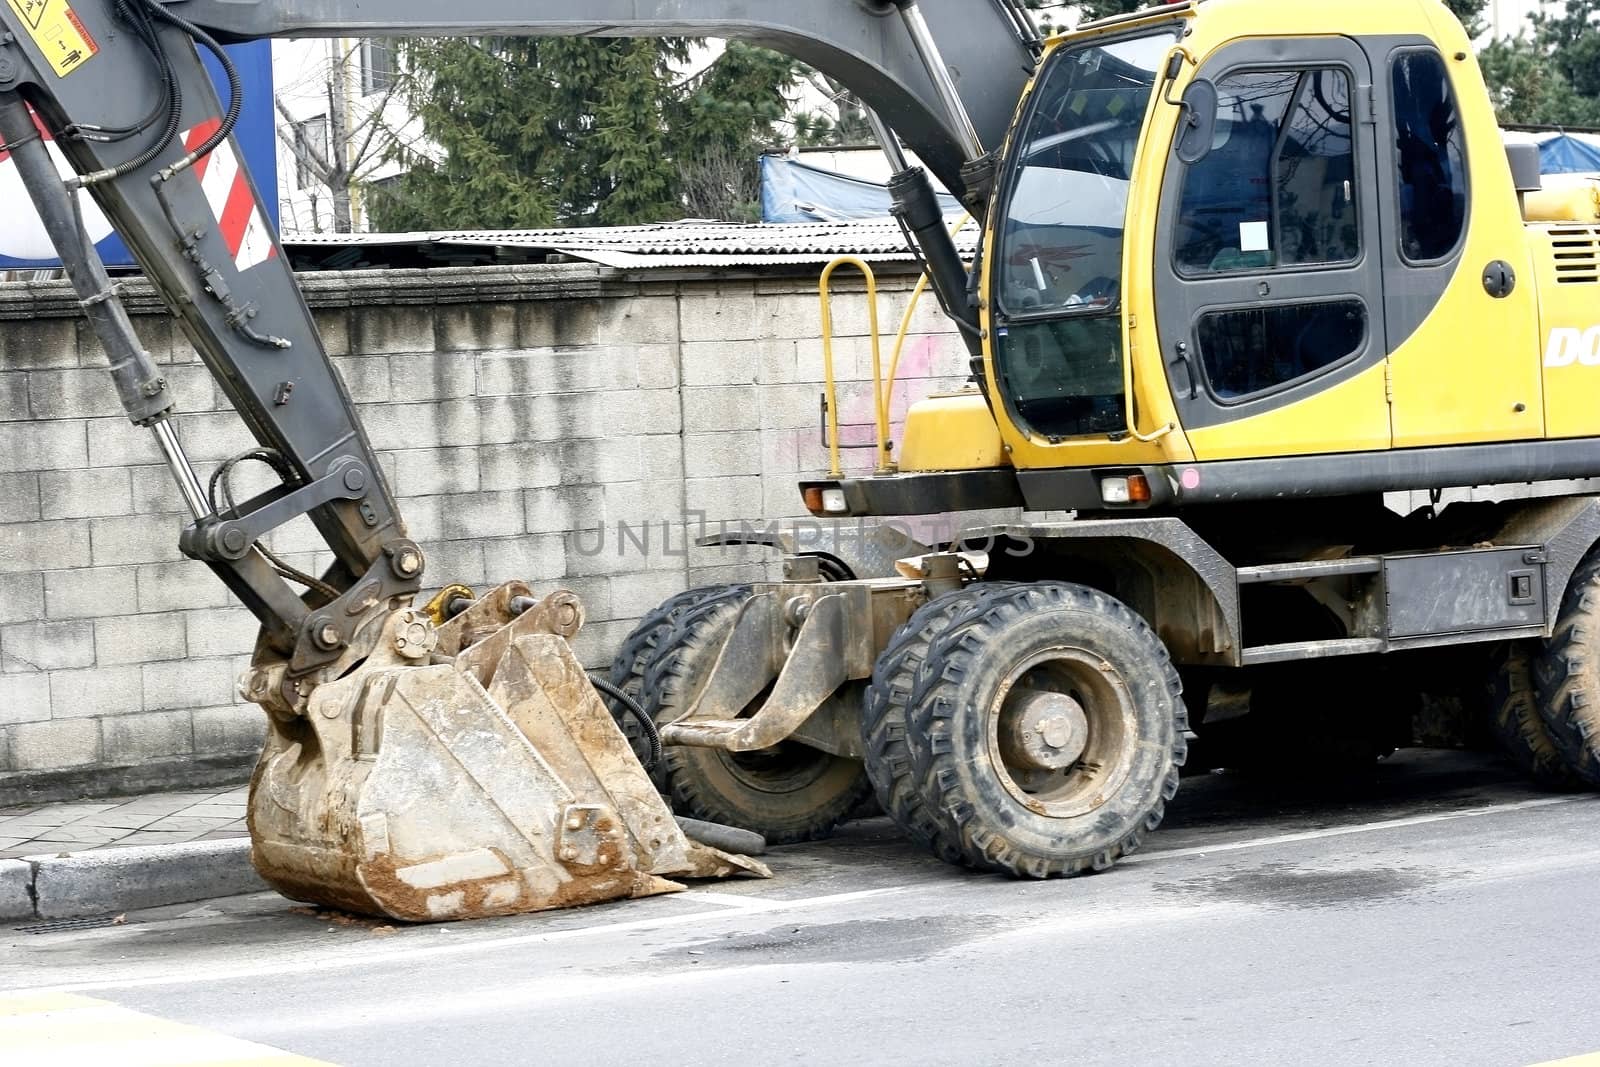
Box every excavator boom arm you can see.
[176,0,1037,199]
[0,0,1033,686]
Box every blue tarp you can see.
[760,155,961,223]
[1538,132,1600,175]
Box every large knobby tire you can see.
[1487,641,1579,789]
[1534,552,1600,787]
[605,585,749,780]
[901,582,1186,878]
[862,583,1019,862]
[641,590,873,844]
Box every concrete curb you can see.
[1,859,32,922]
[4,839,268,922]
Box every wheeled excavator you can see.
[2,0,1598,919]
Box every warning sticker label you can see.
[4,0,99,77]
[9,0,45,29]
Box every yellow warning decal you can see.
[4,0,99,77]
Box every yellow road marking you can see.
[0,990,103,1015]
[1529,1056,1600,1066]
[0,991,337,1065]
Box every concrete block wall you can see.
[0,263,971,803]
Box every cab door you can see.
[1153,38,1391,461]
[1369,42,1544,446]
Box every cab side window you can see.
[1175,68,1359,274]
[1391,50,1468,262]
[1197,300,1368,400]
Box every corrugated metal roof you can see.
[283,218,978,270]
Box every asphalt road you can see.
[5,749,1600,1067]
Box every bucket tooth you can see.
[681,842,773,880]
[246,589,763,923]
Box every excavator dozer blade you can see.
[246,585,765,922]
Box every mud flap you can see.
[248,586,768,922]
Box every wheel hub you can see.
[986,646,1141,819]
[999,690,1090,771]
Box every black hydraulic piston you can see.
[888,165,982,361]
[0,93,174,428]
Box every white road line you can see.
[15,794,1595,996]
[679,891,795,912]
[1134,794,1595,864]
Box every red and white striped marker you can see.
[182,118,276,273]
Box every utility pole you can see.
[326,38,354,232]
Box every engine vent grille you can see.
[1550,227,1600,284]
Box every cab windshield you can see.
[993,29,1177,439]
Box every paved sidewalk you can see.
[0,786,248,859]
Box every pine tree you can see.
[369,38,797,230]
[672,42,804,219]
[1479,0,1600,126]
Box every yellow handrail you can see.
[817,214,972,479]
[819,256,890,476]
[881,215,970,441]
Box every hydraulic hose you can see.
[141,0,243,181]
[589,673,663,771]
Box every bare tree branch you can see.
[350,71,408,170]
[273,94,334,181]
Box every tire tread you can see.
[901,582,1185,879]
[1534,552,1600,786]
[861,584,1019,862]
[642,586,871,844]
[1488,640,1579,789]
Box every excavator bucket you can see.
[246,583,766,923]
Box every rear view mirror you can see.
[1175,78,1219,165]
